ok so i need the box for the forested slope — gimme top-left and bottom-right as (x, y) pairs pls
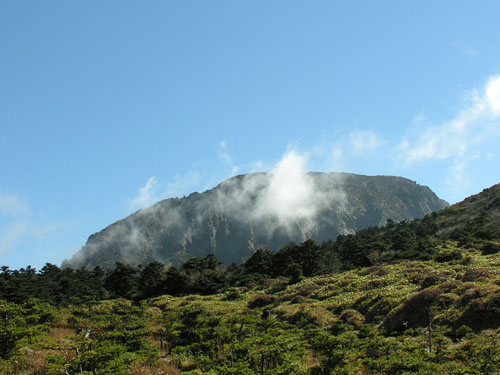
(1, 183), (499, 374)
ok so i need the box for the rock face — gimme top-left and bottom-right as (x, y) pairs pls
(62, 172), (448, 268)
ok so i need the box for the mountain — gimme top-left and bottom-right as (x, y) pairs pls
(62, 172), (448, 269)
(4, 183), (500, 374)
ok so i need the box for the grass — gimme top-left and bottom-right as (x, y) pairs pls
(3, 247), (500, 374)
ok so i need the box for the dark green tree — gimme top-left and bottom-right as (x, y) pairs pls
(139, 262), (166, 299)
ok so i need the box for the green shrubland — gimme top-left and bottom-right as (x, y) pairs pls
(1, 184), (499, 374)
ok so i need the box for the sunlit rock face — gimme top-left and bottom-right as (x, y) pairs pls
(62, 172), (448, 269)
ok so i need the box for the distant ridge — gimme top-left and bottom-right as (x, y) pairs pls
(62, 172), (448, 268)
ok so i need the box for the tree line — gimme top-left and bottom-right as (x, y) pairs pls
(2, 204), (498, 305)
(0, 239), (336, 304)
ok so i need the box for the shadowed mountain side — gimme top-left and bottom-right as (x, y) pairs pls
(62, 173), (448, 269)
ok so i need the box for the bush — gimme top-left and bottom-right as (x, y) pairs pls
(223, 289), (241, 301)
(247, 294), (276, 309)
(421, 274), (445, 288)
(361, 265), (390, 276)
(461, 268), (493, 282)
(434, 249), (463, 263)
(481, 241), (500, 255)
(339, 309), (365, 327)
(382, 288), (443, 332)
(456, 291), (500, 331)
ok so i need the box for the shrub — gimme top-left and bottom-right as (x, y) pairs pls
(247, 294), (276, 309)
(481, 241), (500, 255)
(339, 309), (365, 327)
(461, 268), (493, 282)
(223, 289), (241, 301)
(289, 307), (333, 327)
(408, 272), (427, 286)
(266, 278), (289, 293)
(456, 290), (500, 331)
(294, 283), (320, 297)
(454, 325), (473, 339)
(360, 265), (390, 276)
(289, 295), (307, 304)
(381, 288), (443, 332)
(459, 286), (486, 306)
(421, 274), (445, 288)
(434, 249), (463, 263)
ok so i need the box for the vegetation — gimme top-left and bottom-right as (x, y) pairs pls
(0, 184), (499, 374)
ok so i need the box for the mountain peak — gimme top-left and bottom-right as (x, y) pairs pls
(63, 172), (448, 269)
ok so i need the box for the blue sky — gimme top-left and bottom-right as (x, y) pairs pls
(1, 1), (500, 270)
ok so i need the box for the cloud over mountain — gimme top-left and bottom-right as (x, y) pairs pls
(63, 171), (447, 269)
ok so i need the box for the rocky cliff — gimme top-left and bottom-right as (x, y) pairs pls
(62, 172), (448, 268)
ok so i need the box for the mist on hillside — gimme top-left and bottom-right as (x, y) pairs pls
(63, 150), (347, 268)
(63, 149), (447, 269)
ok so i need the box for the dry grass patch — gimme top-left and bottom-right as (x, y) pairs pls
(49, 326), (76, 339)
(130, 360), (180, 375)
(15, 348), (77, 375)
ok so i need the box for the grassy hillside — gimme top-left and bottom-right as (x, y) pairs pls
(1, 184), (499, 374)
(2, 246), (500, 374)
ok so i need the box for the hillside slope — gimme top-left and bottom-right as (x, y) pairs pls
(2, 182), (500, 374)
(4, 245), (500, 374)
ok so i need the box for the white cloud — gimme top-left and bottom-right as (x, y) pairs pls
(453, 41), (478, 58)
(442, 154), (481, 201)
(398, 119), (469, 162)
(165, 172), (203, 197)
(126, 74), (500, 214)
(448, 154), (480, 185)
(207, 148), (346, 239)
(127, 141), (243, 211)
(253, 150), (317, 224)
(0, 191), (61, 257)
(485, 75), (500, 116)
(399, 74), (500, 164)
(411, 113), (427, 125)
(128, 176), (160, 211)
(217, 141), (233, 164)
(0, 220), (29, 256)
(248, 160), (266, 173)
(349, 129), (384, 154)
(0, 192), (29, 217)
(217, 140), (240, 175)
(329, 146), (344, 171)
(389, 74), (500, 201)
(217, 140), (231, 164)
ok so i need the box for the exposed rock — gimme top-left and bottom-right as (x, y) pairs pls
(62, 172), (448, 268)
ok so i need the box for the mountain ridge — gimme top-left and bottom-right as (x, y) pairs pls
(63, 172), (448, 269)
